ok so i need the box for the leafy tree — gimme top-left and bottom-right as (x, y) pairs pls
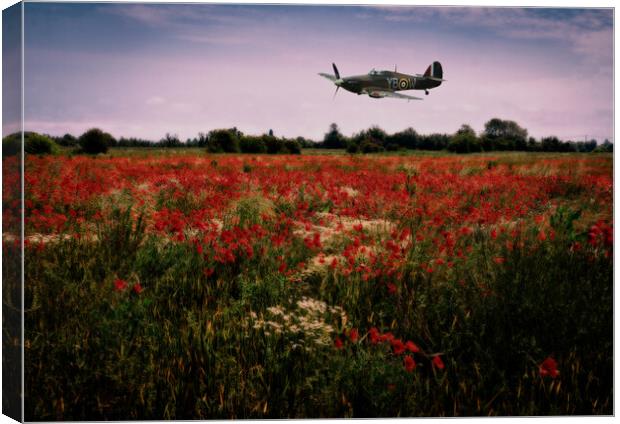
(2, 133), (21, 156)
(367, 126), (387, 145)
(295, 137), (317, 149)
(541, 136), (561, 152)
(161, 133), (181, 147)
(196, 132), (208, 147)
(594, 139), (613, 153)
(78, 128), (115, 154)
(239, 135), (267, 153)
(25, 133), (59, 155)
(57, 133), (77, 147)
(482, 118), (528, 151)
(263, 134), (285, 154)
(418, 133), (450, 150)
(207, 129), (240, 153)
(322, 123), (347, 149)
(527, 137), (540, 151)
(385, 143), (401, 151)
(284, 139), (302, 154)
(387, 127), (419, 149)
(360, 138), (384, 153)
(574, 140), (597, 152)
(346, 141), (360, 154)
(117, 137), (155, 147)
(448, 124), (481, 153)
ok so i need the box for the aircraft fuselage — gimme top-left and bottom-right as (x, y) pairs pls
(339, 70), (442, 96)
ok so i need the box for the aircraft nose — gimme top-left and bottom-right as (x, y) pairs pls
(335, 78), (344, 86)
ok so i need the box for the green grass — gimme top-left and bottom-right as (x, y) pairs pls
(19, 205), (612, 419)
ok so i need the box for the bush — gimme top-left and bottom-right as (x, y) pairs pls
(2, 133), (21, 156)
(78, 128), (115, 154)
(207, 129), (240, 153)
(25, 133), (59, 155)
(346, 142), (360, 154)
(360, 139), (384, 153)
(58, 133), (78, 147)
(3, 132), (60, 156)
(322, 123), (347, 149)
(448, 134), (481, 153)
(284, 139), (301, 154)
(240, 136), (267, 154)
(264, 135), (285, 154)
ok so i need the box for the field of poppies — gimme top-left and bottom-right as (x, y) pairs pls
(3, 151), (613, 419)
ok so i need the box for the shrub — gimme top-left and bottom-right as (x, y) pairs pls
(322, 123), (347, 149)
(360, 139), (384, 153)
(240, 136), (267, 153)
(346, 142), (360, 154)
(78, 128), (115, 154)
(2, 133), (21, 156)
(207, 129), (240, 153)
(3, 132), (60, 156)
(264, 135), (285, 154)
(58, 133), (78, 147)
(25, 133), (59, 155)
(284, 139), (301, 154)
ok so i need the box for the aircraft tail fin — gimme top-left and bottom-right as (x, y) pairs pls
(423, 61), (443, 79)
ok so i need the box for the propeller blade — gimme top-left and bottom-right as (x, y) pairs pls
(332, 63), (340, 80)
(333, 85), (339, 100)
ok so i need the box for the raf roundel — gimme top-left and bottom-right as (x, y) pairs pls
(318, 61), (444, 101)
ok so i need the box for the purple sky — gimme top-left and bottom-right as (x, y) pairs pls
(19, 4), (613, 142)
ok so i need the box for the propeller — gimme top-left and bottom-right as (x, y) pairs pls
(330, 63), (344, 99)
(332, 63), (340, 79)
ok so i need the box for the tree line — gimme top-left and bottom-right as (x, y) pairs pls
(321, 118), (612, 153)
(2, 128), (313, 156)
(2, 117), (613, 156)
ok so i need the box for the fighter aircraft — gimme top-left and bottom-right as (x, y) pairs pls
(319, 61), (445, 101)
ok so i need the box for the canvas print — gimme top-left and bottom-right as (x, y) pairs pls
(2, 2), (614, 420)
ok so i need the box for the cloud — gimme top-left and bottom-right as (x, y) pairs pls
(176, 33), (254, 45)
(366, 7), (612, 66)
(103, 3), (262, 28)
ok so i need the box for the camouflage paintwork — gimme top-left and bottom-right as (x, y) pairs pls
(320, 61), (444, 100)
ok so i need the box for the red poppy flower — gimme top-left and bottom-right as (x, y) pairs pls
(334, 337), (343, 350)
(380, 332), (395, 343)
(330, 258), (339, 270)
(432, 355), (445, 370)
(405, 341), (420, 353)
(133, 283), (143, 294)
(114, 278), (128, 291)
(403, 355), (416, 372)
(391, 339), (406, 355)
(539, 356), (559, 378)
(369, 327), (380, 345)
(349, 328), (359, 343)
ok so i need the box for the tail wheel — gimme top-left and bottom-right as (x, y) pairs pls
(425, 90), (429, 95)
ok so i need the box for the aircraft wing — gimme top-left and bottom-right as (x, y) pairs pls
(318, 72), (337, 82)
(375, 91), (423, 101)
